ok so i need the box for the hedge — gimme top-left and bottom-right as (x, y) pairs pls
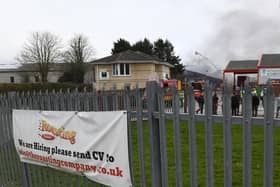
(0, 83), (92, 94)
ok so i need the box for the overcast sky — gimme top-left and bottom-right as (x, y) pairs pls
(1, 0), (280, 74)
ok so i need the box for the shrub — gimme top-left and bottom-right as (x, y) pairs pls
(0, 83), (79, 94)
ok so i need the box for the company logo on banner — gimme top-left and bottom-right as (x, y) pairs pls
(13, 110), (132, 187)
(39, 120), (76, 144)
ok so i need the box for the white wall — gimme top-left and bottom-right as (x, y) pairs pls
(47, 72), (63, 82)
(0, 72), (24, 83)
(0, 71), (63, 83)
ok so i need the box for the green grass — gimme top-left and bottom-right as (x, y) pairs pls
(2, 121), (280, 186)
(130, 121), (280, 187)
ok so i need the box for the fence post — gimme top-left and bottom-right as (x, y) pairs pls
(172, 82), (182, 187)
(135, 84), (147, 186)
(18, 163), (30, 187)
(124, 84), (135, 186)
(187, 81), (197, 187)
(223, 83), (232, 187)
(263, 83), (274, 187)
(242, 82), (252, 187)
(204, 81), (214, 187)
(147, 81), (162, 187)
(158, 83), (168, 187)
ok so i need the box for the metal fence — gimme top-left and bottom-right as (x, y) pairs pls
(0, 81), (280, 187)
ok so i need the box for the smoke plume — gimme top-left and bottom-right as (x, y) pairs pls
(187, 9), (280, 78)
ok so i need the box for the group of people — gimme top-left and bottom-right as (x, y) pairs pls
(194, 88), (262, 117)
(192, 86), (280, 117)
(231, 87), (262, 117)
(194, 92), (219, 115)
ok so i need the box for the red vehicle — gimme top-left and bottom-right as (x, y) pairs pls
(161, 79), (184, 107)
(161, 79), (182, 90)
(142, 79), (184, 107)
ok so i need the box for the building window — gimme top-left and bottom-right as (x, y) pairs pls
(112, 64), (130, 76)
(100, 71), (109, 80)
(10, 76), (14, 83)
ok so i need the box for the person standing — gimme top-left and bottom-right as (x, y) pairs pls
(231, 93), (238, 116)
(212, 93), (218, 115)
(252, 94), (260, 117)
(196, 93), (204, 114)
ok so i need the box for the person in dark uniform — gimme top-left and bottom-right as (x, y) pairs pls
(196, 93), (204, 114)
(252, 94), (260, 117)
(212, 93), (218, 115)
(231, 93), (238, 116)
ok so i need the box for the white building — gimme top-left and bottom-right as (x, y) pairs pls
(0, 63), (66, 83)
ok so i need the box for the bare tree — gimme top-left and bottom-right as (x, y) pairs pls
(17, 32), (62, 82)
(64, 34), (93, 64)
(60, 34), (94, 83)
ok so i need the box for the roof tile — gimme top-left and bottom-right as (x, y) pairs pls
(91, 50), (162, 63)
(260, 54), (280, 66)
(225, 60), (258, 71)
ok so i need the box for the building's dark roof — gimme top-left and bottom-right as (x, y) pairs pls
(91, 50), (163, 63)
(0, 68), (21, 73)
(17, 63), (69, 72)
(224, 60), (258, 72)
(259, 54), (280, 67)
(184, 70), (222, 84)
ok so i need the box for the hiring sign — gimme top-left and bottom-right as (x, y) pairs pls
(13, 110), (132, 187)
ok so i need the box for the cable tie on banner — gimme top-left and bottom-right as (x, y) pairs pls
(75, 111), (78, 115)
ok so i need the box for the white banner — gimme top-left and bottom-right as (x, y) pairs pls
(13, 110), (132, 187)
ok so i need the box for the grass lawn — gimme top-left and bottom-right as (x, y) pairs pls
(2, 120), (280, 187)
(130, 120), (280, 187)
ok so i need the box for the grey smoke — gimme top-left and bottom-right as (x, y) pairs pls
(186, 9), (280, 78)
(212, 10), (280, 60)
